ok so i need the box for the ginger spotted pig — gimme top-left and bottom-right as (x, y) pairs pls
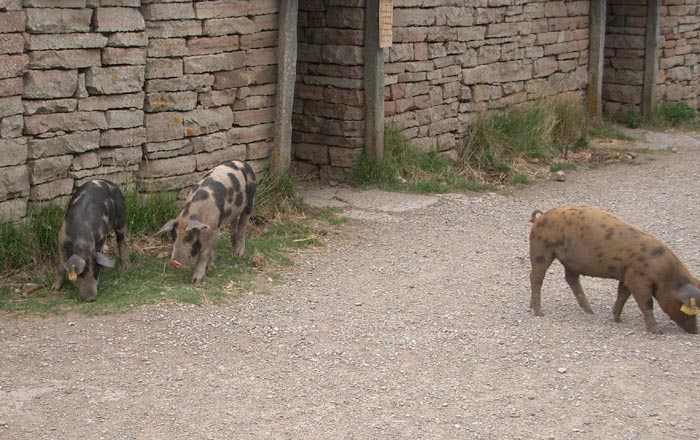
(529, 206), (700, 334)
(155, 160), (257, 284)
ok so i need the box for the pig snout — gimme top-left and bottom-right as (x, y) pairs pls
(170, 259), (183, 269)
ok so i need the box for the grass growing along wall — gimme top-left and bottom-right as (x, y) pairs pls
(353, 126), (494, 193)
(461, 95), (590, 176)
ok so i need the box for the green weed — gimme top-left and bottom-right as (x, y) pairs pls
(550, 161), (577, 172)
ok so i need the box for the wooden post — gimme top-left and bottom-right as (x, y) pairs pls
(364, 0), (385, 161)
(271, 0), (298, 177)
(642, 0), (660, 117)
(587, 0), (606, 118)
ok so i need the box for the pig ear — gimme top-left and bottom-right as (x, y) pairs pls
(63, 255), (86, 275)
(186, 219), (209, 232)
(94, 252), (116, 268)
(678, 283), (700, 306)
(153, 219), (176, 237)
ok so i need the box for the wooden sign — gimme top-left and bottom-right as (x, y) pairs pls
(379, 0), (393, 48)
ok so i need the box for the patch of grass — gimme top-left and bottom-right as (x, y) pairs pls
(508, 173), (532, 185)
(0, 173), (329, 315)
(320, 208), (349, 225)
(461, 94), (589, 179)
(353, 126), (494, 193)
(590, 121), (634, 141)
(655, 101), (697, 126)
(550, 161), (577, 172)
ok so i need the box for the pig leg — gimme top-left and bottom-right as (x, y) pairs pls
(626, 279), (662, 334)
(51, 247), (67, 291)
(192, 245), (216, 284)
(564, 268), (594, 314)
(231, 211), (251, 257)
(529, 252), (554, 316)
(612, 282), (631, 322)
(115, 227), (130, 269)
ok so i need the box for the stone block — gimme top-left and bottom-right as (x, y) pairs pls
(193, 1), (247, 20)
(534, 56), (559, 78)
(0, 33), (25, 55)
(0, 54), (29, 79)
(137, 155), (196, 178)
(23, 69), (78, 99)
(146, 20), (202, 38)
(226, 123), (273, 145)
(101, 127), (146, 148)
(232, 106), (275, 127)
(143, 139), (192, 160)
(184, 51), (245, 74)
(202, 17), (255, 36)
(145, 58), (183, 79)
(213, 65), (276, 89)
(24, 111), (107, 135)
(187, 35), (240, 56)
(29, 49), (101, 69)
(22, 0), (85, 7)
(25, 8), (93, 33)
(28, 154), (72, 185)
(247, 141), (272, 160)
(240, 31), (277, 49)
(146, 74), (214, 92)
(29, 177), (74, 201)
(0, 11), (24, 33)
(72, 152), (100, 171)
(101, 0), (140, 6)
(0, 197), (28, 222)
(85, 65), (145, 95)
(145, 111), (184, 143)
(0, 95), (23, 118)
(146, 38), (188, 58)
(136, 172), (204, 193)
(94, 7), (146, 33)
(183, 107), (234, 136)
(145, 91), (198, 112)
(105, 109), (143, 129)
(0, 164), (29, 201)
(233, 94), (274, 111)
(244, 47), (277, 67)
(195, 144), (246, 171)
(102, 47), (147, 65)
(293, 143), (328, 165)
(0, 77), (22, 98)
(190, 131), (227, 153)
(199, 88), (236, 108)
(98, 145), (142, 165)
(28, 33), (108, 51)
(28, 131), (100, 159)
(141, 3), (195, 20)
(108, 32), (148, 48)
(78, 92), (145, 111)
(0, 138), (27, 167)
(1, 114), (23, 138)
(0, 0), (22, 10)
(329, 146), (361, 168)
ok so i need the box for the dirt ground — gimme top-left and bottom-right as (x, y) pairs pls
(2, 127), (700, 440)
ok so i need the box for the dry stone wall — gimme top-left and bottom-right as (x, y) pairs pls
(0, 0), (278, 222)
(385, 0), (590, 154)
(293, 0), (366, 182)
(657, 0), (700, 108)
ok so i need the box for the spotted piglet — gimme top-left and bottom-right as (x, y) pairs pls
(529, 206), (700, 334)
(51, 179), (129, 301)
(155, 160), (257, 283)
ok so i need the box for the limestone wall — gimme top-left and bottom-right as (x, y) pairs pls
(657, 0), (700, 108)
(0, 0), (278, 221)
(293, 0), (366, 181)
(385, 0), (590, 154)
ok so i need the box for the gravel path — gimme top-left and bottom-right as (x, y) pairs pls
(2, 129), (700, 440)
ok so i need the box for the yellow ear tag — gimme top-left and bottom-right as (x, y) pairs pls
(68, 264), (78, 282)
(681, 298), (700, 316)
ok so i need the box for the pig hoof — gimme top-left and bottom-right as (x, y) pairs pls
(532, 310), (544, 317)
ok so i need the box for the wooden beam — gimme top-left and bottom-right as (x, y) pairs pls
(587, 0), (606, 118)
(642, 0), (660, 117)
(271, 0), (298, 177)
(364, 0), (385, 161)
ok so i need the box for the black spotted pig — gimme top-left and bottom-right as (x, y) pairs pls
(51, 179), (129, 301)
(529, 206), (700, 334)
(155, 160), (257, 283)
